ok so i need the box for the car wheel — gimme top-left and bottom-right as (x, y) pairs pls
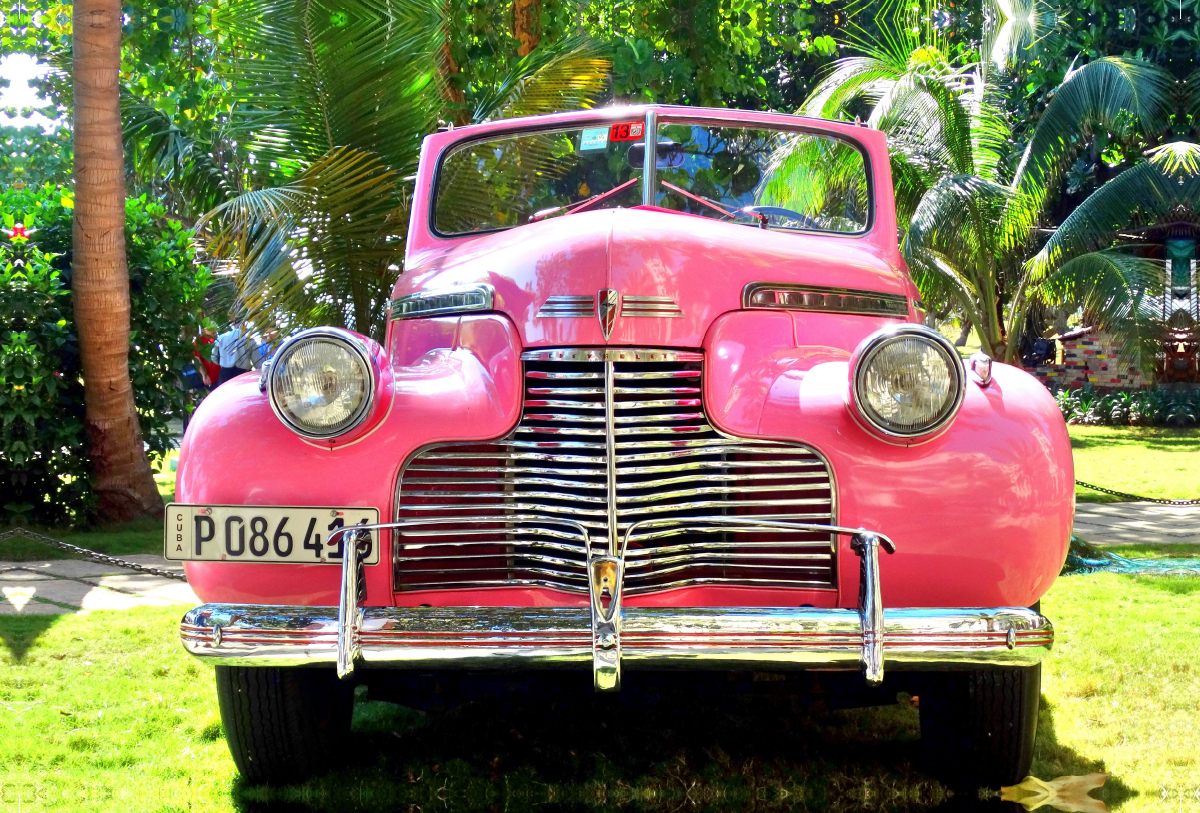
(919, 664), (1040, 789)
(215, 665), (354, 785)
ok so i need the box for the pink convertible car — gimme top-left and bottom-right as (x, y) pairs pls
(170, 106), (1072, 787)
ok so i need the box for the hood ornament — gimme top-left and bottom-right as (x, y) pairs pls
(597, 289), (619, 339)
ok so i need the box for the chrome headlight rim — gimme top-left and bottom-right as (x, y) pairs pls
(268, 327), (377, 440)
(850, 324), (966, 439)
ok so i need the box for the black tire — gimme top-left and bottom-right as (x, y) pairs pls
(215, 665), (354, 785)
(920, 665), (1040, 789)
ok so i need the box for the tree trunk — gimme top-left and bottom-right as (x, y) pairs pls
(513, 0), (541, 56)
(73, 0), (163, 523)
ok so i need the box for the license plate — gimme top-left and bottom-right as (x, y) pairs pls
(165, 504), (380, 564)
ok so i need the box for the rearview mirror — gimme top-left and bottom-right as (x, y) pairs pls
(626, 141), (684, 169)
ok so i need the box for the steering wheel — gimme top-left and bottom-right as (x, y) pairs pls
(740, 205), (816, 228)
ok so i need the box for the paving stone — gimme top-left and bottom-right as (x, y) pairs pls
(1, 559), (128, 578)
(1073, 502), (1200, 546)
(81, 574), (198, 605)
(0, 568), (56, 581)
(30, 579), (179, 611)
(0, 594), (69, 615)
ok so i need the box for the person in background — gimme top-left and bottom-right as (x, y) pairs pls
(255, 327), (282, 368)
(192, 327), (220, 389)
(214, 316), (257, 385)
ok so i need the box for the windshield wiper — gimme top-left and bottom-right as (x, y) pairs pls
(659, 180), (770, 228)
(529, 177), (641, 223)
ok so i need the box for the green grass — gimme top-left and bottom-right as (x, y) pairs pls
(153, 450), (179, 502)
(1069, 426), (1200, 504)
(0, 518), (165, 562)
(1, 574), (1195, 812)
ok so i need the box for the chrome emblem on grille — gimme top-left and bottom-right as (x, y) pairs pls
(597, 289), (619, 339)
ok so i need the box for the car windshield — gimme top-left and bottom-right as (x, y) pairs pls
(432, 119), (871, 236)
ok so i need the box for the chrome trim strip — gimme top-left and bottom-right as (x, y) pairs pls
(621, 295), (683, 318)
(182, 603), (1053, 671)
(521, 348), (704, 363)
(391, 283), (495, 320)
(743, 282), (909, 317)
(536, 295), (596, 318)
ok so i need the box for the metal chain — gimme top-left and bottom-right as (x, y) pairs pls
(0, 528), (188, 581)
(1075, 481), (1200, 506)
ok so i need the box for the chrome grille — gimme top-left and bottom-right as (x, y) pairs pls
(395, 348), (836, 594)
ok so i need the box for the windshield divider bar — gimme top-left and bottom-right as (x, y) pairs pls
(642, 110), (657, 206)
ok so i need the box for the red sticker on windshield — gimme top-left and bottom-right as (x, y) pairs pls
(609, 122), (644, 141)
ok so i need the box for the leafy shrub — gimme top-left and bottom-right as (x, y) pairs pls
(1051, 384), (1200, 429)
(0, 183), (210, 525)
(0, 231), (91, 524)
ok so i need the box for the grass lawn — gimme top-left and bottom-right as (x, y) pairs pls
(0, 573), (1195, 812)
(1069, 426), (1200, 504)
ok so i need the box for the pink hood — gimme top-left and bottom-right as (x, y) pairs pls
(394, 207), (912, 349)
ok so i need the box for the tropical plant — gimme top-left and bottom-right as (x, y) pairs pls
(801, 16), (1181, 366)
(120, 0), (611, 342)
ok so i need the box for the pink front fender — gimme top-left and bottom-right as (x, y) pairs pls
(177, 314), (523, 606)
(704, 311), (1074, 609)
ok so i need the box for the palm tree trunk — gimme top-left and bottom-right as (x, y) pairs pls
(513, 0), (541, 56)
(73, 0), (164, 522)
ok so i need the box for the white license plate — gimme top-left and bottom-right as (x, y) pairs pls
(165, 504), (380, 564)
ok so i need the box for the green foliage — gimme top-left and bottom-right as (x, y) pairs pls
(0, 200), (91, 525)
(1053, 384), (1200, 427)
(0, 185), (210, 526)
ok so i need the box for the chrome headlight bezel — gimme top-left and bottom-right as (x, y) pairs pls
(267, 328), (378, 440)
(850, 324), (966, 439)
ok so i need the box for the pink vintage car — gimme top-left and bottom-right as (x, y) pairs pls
(170, 106), (1072, 787)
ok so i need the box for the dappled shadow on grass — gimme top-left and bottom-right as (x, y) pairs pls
(229, 675), (1130, 813)
(1032, 694), (1136, 810)
(1068, 427), (1200, 453)
(0, 518), (164, 561)
(0, 613), (65, 662)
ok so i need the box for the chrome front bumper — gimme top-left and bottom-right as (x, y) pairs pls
(179, 520), (1053, 688)
(182, 603), (1053, 670)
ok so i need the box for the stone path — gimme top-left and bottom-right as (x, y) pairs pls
(0, 555), (198, 615)
(1073, 502), (1200, 546)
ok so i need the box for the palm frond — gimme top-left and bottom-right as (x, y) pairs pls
(800, 57), (903, 120)
(1012, 57), (1174, 211)
(213, 0), (444, 173)
(1035, 249), (1165, 370)
(470, 37), (611, 123)
(903, 244), (985, 328)
(121, 95), (232, 215)
(1025, 160), (1180, 282)
(205, 146), (406, 339)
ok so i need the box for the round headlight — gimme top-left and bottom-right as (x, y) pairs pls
(269, 330), (375, 439)
(851, 326), (966, 437)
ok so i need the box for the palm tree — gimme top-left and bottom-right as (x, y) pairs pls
(72, 0), (163, 521)
(800, 22), (1179, 365)
(123, 0), (611, 342)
